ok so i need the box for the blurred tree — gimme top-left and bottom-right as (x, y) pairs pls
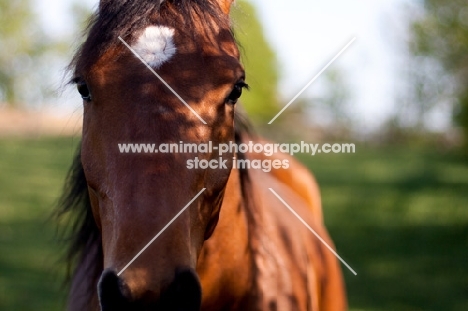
(319, 67), (353, 128)
(410, 0), (468, 153)
(0, 0), (90, 108)
(295, 66), (354, 141)
(231, 0), (280, 124)
(0, 0), (49, 107)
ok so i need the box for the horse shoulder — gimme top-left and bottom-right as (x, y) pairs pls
(247, 139), (323, 223)
(249, 168), (347, 311)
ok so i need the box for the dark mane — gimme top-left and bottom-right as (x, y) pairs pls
(57, 146), (97, 272)
(69, 0), (230, 80)
(55, 145), (102, 308)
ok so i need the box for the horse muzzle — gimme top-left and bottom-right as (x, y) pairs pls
(98, 268), (202, 311)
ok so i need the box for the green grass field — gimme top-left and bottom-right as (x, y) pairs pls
(0, 137), (467, 310)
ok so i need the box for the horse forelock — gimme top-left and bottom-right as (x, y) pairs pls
(68, 0), (231, 81)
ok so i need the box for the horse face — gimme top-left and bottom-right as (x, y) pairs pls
(75, 1), (242, 308)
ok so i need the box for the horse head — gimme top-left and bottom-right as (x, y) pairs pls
(70, 0), (244, 309)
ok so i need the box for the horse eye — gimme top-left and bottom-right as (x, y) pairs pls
(77, 81), (92, 102)
(226, 82), (247, 105)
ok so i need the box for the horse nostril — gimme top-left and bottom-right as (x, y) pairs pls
(97, 268), (201, 311)
(98, 269), (131, 311)
(167, 269), (202, 311)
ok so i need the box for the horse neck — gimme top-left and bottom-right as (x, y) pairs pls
(197, 166), (257, 308)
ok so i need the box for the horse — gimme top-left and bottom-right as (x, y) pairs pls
(58, 0), (347, 310)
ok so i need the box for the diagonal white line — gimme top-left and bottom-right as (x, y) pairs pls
(117, 188), (206, 276)
(268, 188), (357, 275)
(118, 36), (207, 125)
(268, 37), (356, 124)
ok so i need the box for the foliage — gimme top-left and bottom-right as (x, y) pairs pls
(231, 1), (280, 124)
(0, 0), (91, 108)
(309, 66), (354, 136)
(0, 0), (60, 107)
(410, 0), (468, 153)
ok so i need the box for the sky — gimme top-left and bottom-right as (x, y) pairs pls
(36, 0), (443, 130)
(248, 0), (411, 129)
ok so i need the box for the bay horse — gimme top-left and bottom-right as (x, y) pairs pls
(58, 0), (347, 310)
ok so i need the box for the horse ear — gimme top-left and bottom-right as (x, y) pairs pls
(216, 0), (234, 14)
